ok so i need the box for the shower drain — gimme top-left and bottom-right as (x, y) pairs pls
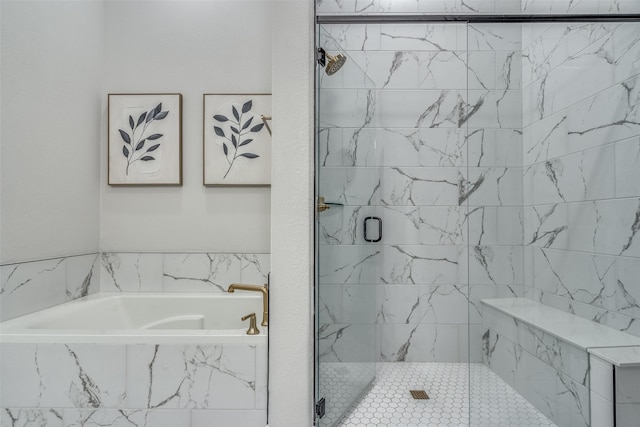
(409, 389), (430, 400)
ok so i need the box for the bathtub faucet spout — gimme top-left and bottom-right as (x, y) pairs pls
(227, 283), (268, 327)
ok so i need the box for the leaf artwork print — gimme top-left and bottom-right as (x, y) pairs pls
(118, 103), (169, 175)
(213, 100), (265, 179)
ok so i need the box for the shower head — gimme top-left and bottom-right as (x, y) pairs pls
(325, 53), (346, 76)
(317, 48), (347, 76)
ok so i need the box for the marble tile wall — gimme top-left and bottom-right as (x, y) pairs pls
(99, 253), (270, 293)
(0, 342), (268, 427)
(0, 253), (270, 322)
(0, 254), (99, 322)
(482, 306), (590, 427)
(522, 22), (640, 338)
(318, 23), (523, 363)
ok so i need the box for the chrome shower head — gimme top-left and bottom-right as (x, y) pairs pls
(325, 53), (346, 76)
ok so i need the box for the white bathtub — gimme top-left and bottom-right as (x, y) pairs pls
(0, 292), (267, 344)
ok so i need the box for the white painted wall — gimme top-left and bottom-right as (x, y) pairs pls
(269, 1), (315, 425)
(0, 1), (103, 264)
(100, 0), (272, 254)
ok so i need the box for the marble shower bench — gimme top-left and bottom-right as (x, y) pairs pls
(481, 298), (640, 427)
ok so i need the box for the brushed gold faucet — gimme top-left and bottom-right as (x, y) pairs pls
(241, 313), (260, 335)
(227, 283), (268, 326)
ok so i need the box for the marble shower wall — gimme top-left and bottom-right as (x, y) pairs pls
(318, 23), (522, 363)
(522, 22), (640, 337)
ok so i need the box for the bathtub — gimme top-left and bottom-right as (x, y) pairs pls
(0, 292), (268, 423)
(0, 292), (268, 344)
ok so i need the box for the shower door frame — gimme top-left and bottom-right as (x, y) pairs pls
(313, 10), (640, 427)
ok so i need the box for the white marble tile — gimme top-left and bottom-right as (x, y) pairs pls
(382, 167), (459, 207)
(589, 346), (640, 368)
(615, 366), (640, 404)
(319, 89), (376, 129)
(320, 167), (382, 206)
(319, 24), (382, 52)
(466, 245), (523, 286)
(319, 323), (377, 363)
(0, 258), (66, 321)
(530, 144), (616, 205)
(467, 206), (524, 246)
(417, 51), (468, 89)
(465, 167), (523, 207)
(345, 51), (420, 90)
(319, 245), (381, 285)
(254, 344), (268, 409)
(100, 253), (163, 292)
(466, 89), (522, 129)
(1, 408), (63, 427)
(378, 89), (462, 128)
(382, 245), (459, 285)
(343, 285), (377, 324)
(379, 324), (461, 362)
(467, 128), (523, 167)
(616, 403), (640, 427)
(612, 24), (640, 83)
(590, 355), (614, 401)
(66, 254), (99, 301)
(191, 410), (266, 427)
(468, 24), (522, 52)
(530, 248), (617, 310)
(590, 391), (615, 427)
(467, 51), (497, 90)
(319, 284), (343, 324)
(162, 253), (240, 292)
(380, 24), (464, 52)
(126, 344), (256, 409)
(238, 254), (270, 284)
(615, 137), (640, 198)
(376, 284), (421, 324)
(381, 206), (465, 245)
(607, 257), (640, 319)
(419, 284), (470, 325)
(62, 409), (190, 427)
(0, 343), (126, 409)
(566, 75), (640, 151)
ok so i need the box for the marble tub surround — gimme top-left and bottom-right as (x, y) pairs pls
(0, 343), (267, 427)
(0, 254), (99, 322)
(100, 252), (269, 293)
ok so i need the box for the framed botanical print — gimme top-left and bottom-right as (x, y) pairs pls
(108, 93), (182, 185)
(203, 94), (271, 186)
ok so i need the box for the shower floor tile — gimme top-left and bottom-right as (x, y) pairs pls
(322, 362), (556, 427)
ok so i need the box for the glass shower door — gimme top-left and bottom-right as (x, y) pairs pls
(315, 25), (380, 427)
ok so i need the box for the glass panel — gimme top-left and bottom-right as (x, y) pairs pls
(316, 24), (380, 426)
(469, 19), (640, 427)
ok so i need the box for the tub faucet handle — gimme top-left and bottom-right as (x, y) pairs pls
(241, 313), (260, 335)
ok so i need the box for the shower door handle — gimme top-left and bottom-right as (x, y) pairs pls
(364, 216), (382, 243)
